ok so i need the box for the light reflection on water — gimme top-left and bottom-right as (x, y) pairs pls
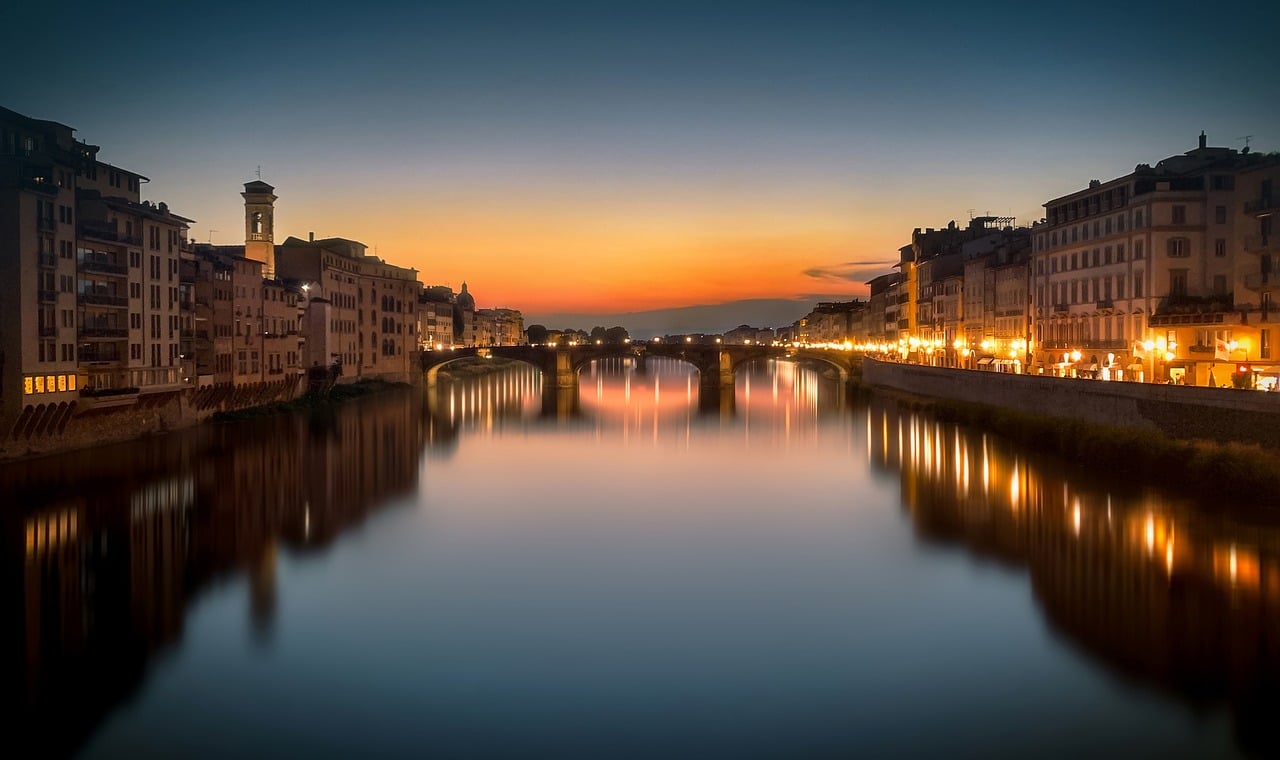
(4, 358), (1280, 758)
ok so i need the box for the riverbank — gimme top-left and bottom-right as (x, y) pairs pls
(871, 386), (1280, 504)
(208, 379), (412, 422)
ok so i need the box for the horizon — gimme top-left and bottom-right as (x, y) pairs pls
(3, 0), (1276, 322)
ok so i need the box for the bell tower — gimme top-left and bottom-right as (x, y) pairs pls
(242, 180), (277, 278)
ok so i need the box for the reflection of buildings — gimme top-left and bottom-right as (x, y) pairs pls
(867, 398), (1280, 756)
(2, 390), (421, 757)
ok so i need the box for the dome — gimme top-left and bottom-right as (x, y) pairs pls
(456, 282), (475, 310)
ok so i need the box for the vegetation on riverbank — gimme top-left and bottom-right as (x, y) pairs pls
(885, 391), (1280, 503)
(209, 379), (409, 422)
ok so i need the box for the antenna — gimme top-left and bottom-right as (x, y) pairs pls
(208, 229), (218, 244)
(255, 165), (262, 180)
(1236, 135), (1254, 149)
(967, 208), (975, 220)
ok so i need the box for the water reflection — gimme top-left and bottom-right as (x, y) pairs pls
(6, 361), (1280, 757)
(3, 391), (420, 757)
(869, 398), (1280, 756)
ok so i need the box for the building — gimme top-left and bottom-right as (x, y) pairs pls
(418, 286), (456, 350)
(275, 230), (422, 381)
(1031, 133), (1280, 384)
(1, 106), (194, 440)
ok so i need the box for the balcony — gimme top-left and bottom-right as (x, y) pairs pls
(78, 326), (128, 340)
(38, 325), (57, 337)
(1244, 236), (1272, 252)
(38, 289), (57, 303)
(37, 252), (57, 269)
(1053, 303), (1070, 313)
(78, 256), (128, 276)
(78, 348), (123, 363)
(1095, 299), (1114, 310)
(1245, 197), (1279, 215)
(37, 216), (55, 232)
(20, 177), (59, 196)
(78, 292), (128, 308)
(79, 220), (142, 247)
(1081, 339), (1128, 350)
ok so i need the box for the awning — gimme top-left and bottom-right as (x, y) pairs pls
(977, 357), (994, 366)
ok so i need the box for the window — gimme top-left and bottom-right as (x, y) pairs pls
(1117, 243), (1125, 261)
(1135, 210), (1144, 227)
(1215, 239), (1226, 257)
(1170, 269), (1188, 297)
(1172, 205), (1186, 225)
(1134, 271), (1144, 298)
(1167, 238), (1190, 257)
(1263, 329), (1272, 360)
(1135, 240), (1144, 259)
(1216, 205), (1227, 224)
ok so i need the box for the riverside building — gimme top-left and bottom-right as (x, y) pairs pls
(1, 106), (193, 439)
(1031, 133), (1280, 385)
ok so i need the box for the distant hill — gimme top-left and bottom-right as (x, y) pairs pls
(526, 296), (854, 339)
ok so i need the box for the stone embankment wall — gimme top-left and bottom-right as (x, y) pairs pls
(862, 358), (1280, 447)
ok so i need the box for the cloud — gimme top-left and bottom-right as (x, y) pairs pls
(802, 260), (897, 283)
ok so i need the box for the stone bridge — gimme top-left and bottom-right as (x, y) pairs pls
(420, 343), (860, 392)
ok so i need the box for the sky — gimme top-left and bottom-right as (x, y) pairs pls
(3, 0), (1278, 328)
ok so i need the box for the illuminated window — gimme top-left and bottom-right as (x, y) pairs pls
(35, 376), (45, 393)
(68, 374), (77, 391)
(23, 377), (34, 395)
(57, 375), (67, 392)
(46, 375), (55, 392)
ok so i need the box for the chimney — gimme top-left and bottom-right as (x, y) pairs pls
(1199, 131), (1207, 150)
(309, 231), (314, 242)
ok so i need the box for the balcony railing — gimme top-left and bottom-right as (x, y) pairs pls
(38, 289), (57, 303)
(1053, 303), (1070, 313)
(78, 292), (128, 307)
(1245, 197), (1279, 215)
(36, 216), (55, 232)
(38, 325), (57, 337)
(1244, 236), (1272, 252)
(78, 326), (128, 339)
(78, 256), (128, 276)
(79, 220), (142, 247)
(21, 177), (59, 195)
(78, 349), (123, 363)
(1095, 299), (1115, 310)
(38, 253), (57, 268)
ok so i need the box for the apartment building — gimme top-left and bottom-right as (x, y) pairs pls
(1031, 133), (1279, 384)
(1, 107), (192, 439)
(276, 231), (421, 381)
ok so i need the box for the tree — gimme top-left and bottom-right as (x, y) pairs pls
(590, 326), (607, 342)
(526, 324), (549, 344)
(605, 326), (630, 344)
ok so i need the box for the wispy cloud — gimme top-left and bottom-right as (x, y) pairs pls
(803, 260), (896, 283)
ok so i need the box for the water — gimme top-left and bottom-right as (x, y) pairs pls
(6, 357), (1280, 758)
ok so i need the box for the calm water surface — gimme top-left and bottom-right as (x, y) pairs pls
(7, 357), (1280, 758)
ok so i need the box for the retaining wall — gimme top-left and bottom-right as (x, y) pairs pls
(862, 358), (1280, 447)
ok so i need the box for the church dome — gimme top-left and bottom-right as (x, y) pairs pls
(456, 282), (475, 310)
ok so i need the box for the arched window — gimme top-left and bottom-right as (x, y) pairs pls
(251, 212), (262, 234)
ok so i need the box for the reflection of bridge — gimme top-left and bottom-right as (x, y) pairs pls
(422, 344), (861, 420)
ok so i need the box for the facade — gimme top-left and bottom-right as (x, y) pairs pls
(1, 106), (194, 441)
(1031, 133), (1280, 384)
(275, 232), (422, 381)
(418, 286), (456, 349)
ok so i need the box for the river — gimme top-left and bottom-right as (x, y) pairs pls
(6, 357), (1280, 758)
